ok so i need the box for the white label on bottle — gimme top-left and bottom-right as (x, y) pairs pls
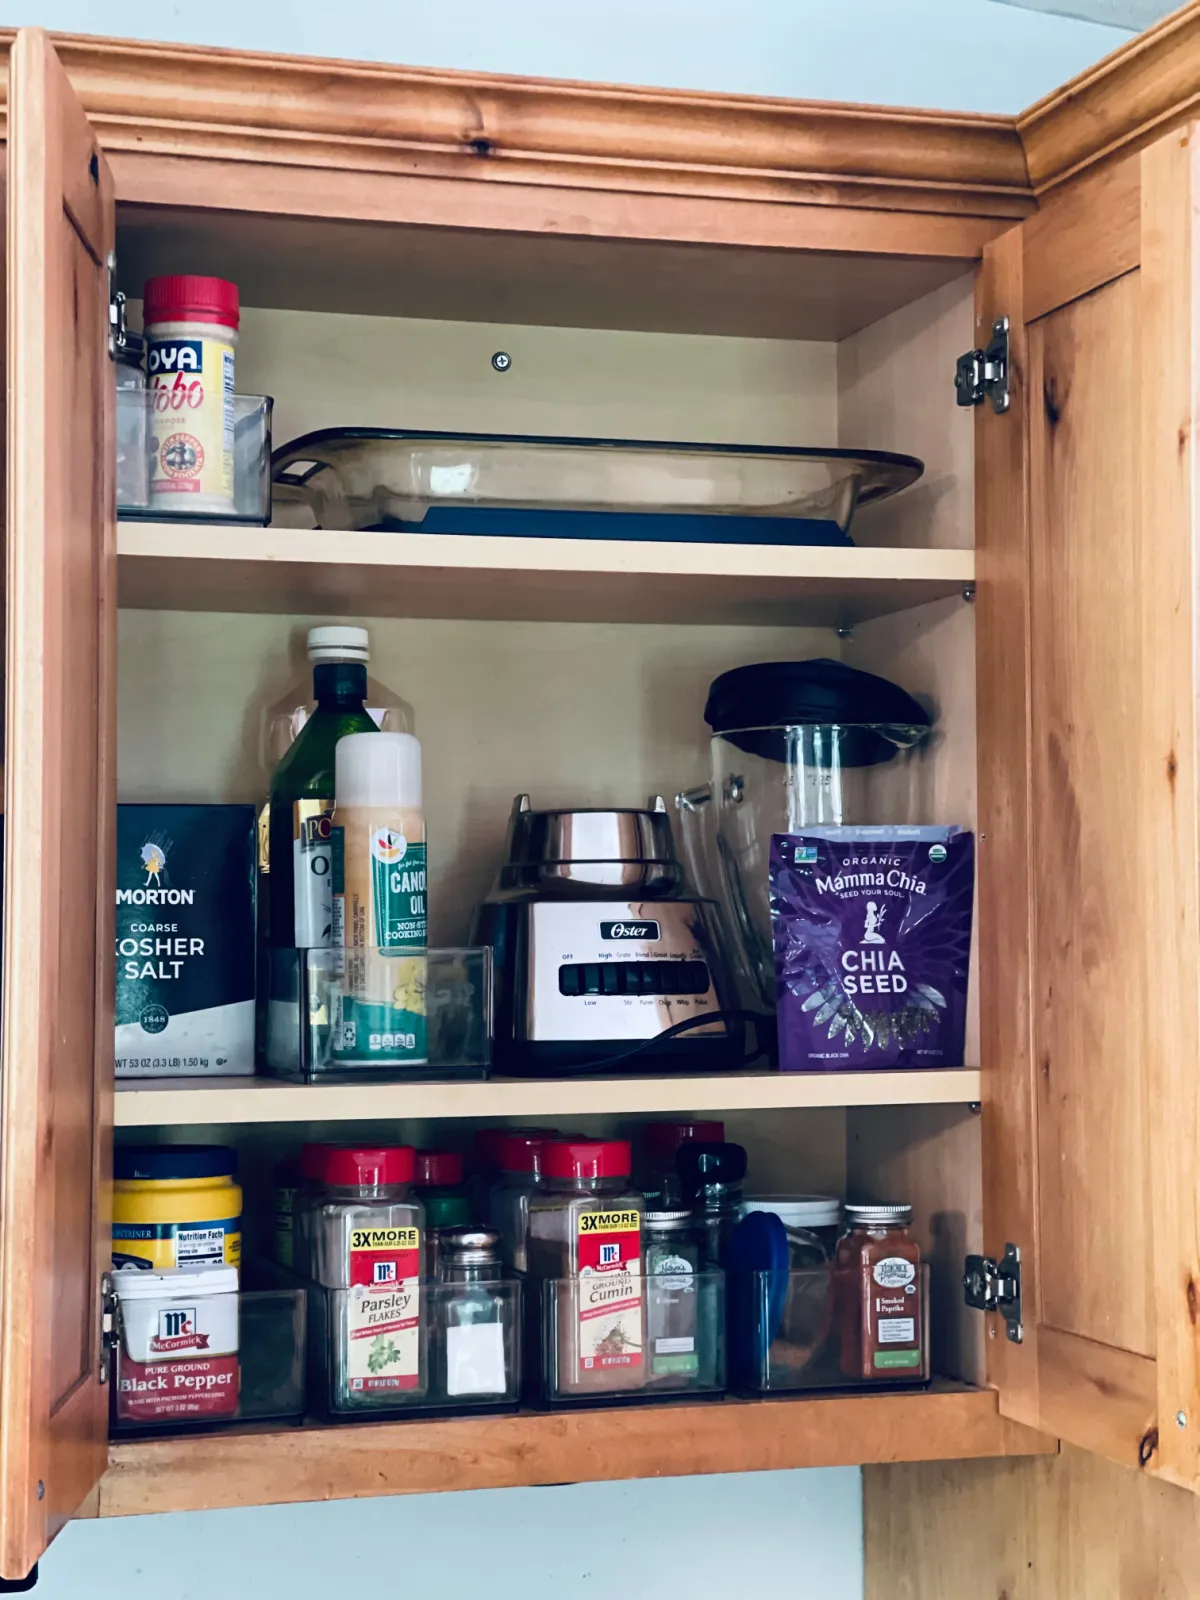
(294, 799), (333, 947)
(873, 1256), (916, 1289)
(653, 1337), (696, 1355)
(445, 1321), (507, 1396)
(878, 1317), (916, 1343)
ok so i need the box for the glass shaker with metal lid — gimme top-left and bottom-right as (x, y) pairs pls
(435, 1226), (519, 1402)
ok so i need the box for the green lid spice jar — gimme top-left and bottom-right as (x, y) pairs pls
(413, 1150), (471, 1277)
(527, 1139), (646, 1398)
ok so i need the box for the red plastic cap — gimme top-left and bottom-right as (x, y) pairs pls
(643, 1120), (725, 1164)
(472, 1126), (560, 1173)
(322, 1146), (414, 1188)
(497, 1133), (553, 1176)
(414, 1150), (463, 1188)
(543, 1138), (631, 1182)
(143, 274), (240, 331)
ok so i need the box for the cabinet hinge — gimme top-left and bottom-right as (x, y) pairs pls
(955, 316), (1010, 414)
(99, 1271), (118, 1384)
(107, 252), (127, 362)
(963, 1241), (1023, 1344)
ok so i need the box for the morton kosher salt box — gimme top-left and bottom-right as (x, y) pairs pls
(115, 804), (256, 1077)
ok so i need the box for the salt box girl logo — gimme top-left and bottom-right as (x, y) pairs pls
(141, 840), (167, 888)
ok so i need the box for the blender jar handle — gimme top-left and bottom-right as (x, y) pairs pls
(675, 784), (713, 897)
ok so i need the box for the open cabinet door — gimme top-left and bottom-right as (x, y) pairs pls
(977, 123), (1200, 1491)
(0, 29), (115, 1578)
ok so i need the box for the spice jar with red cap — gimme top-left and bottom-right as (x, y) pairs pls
(640, 1119), (725, 1204)
(413, 1150), (471, 1277)
(489, 1132), (555, 1273)
(311, 1145), (427, 1407)
(143, 273), (239, 516)
(527, 1138), (646, 1397)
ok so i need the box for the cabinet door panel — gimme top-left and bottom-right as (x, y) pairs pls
(0, 28), (115, 1577)
(981, 127), (1200, 1489)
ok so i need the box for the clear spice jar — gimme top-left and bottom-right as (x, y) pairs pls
(676, 1140), (747, 1269)
(527, 1139), (646, 1397)
(114, 321), (149, 510)
(643, 1208), (708, 1389)
(835, 1203), (924, 1381)
(488, 1132), (553, 1273)
(311, 1145), (427, 1408)
(434, 1226), (520, 1404)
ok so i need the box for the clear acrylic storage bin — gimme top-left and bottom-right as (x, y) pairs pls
(111, 1285), (305, 1434)
(307, 1278), (522, 1419)
(538, 1270), (725, 1404)
(117, 392), (273, 523)
(262, 945), (492, 1083)
(729, 1264), (930, 1393)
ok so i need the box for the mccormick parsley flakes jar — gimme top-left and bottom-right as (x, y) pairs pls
(143, 274), (238, 516)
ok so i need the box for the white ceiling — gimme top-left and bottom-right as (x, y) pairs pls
(990, 0), (1177, 28)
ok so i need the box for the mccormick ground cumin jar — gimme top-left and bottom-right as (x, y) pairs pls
(527, 1138), (646, 1397)
(112, 1145), (242, 1274)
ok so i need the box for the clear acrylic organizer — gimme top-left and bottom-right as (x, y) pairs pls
(538, 1270), (725, 1405)
(110, 1286), (306, 1435)
(729, 1263), (931, 1393)
(307, 1278), (522, 1419)
(261, 945), (492, 1083)
(117, 392), (273, 524)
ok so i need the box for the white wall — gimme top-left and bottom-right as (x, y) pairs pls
(10, 0), (1130, 111)
(16, 1), (1134, 1593)
(42, 1471), (864, 1598)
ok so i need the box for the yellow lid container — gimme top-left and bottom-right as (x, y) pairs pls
(113, 1145), (242, 1272)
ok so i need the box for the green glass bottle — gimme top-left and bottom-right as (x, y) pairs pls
(268, 659), (378, 948)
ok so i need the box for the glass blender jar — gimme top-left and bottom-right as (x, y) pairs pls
(676, 659), (932, 1007)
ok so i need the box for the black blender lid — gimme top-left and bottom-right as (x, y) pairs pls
(704, 658), (929, 733)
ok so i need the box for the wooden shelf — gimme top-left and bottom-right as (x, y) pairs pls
(98, 1384), (1051, 1517)
(117, 524), (975, 627)
(114, 1068), (982, 1127)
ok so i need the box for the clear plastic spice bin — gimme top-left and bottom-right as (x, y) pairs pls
(117, 392), (273, 524)
(307, 1278), (522, 1418)
(110, 1271), (305, 1434)
(729, 1263), (930, 1393)
(537, 1271), (726, 1405)
(261, 945), (492, 1082)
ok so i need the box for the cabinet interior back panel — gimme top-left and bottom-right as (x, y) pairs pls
(129, 301), (838, 457)
(117, 610), (834, 946)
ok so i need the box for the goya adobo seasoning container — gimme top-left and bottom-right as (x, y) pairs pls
(527, 1139), (645, 1398)
(144, 275), (238, 515)
(112, 1145), (242, 1273)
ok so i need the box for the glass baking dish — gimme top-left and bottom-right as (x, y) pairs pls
(271, 429), (923, 545)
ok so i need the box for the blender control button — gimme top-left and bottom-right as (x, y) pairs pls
(559, 964), (582, 997)
(601, 964), (620, 996)
(625, 963), (651, 995)
(680, 961), (711, 994)
(654, 962), (678, 994)
(582, 965), (603, 996)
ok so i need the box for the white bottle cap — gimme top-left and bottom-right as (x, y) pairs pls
(335, 732), (422, 808)
(307, 625), (369, 664)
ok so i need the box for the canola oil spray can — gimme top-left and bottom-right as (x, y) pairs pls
(331, 732), (427, 1066)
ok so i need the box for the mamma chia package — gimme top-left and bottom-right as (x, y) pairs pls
(116, 804), (256, 1077)
(770, 826), (974, 1072)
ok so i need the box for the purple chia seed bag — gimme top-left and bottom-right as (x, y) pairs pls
(770, 826), (974, 1072)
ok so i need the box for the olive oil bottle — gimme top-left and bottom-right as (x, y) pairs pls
(268, 657), (378, 949)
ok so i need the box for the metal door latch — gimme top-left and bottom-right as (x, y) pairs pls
(99, 1271), (118, 1384)
(108, 252), (127, 362)
(963, 1241), (1023, 1343)
(955, 316), (1010, 413)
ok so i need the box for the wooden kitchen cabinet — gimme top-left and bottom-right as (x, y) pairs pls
(1, 7), (1199, 1584)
